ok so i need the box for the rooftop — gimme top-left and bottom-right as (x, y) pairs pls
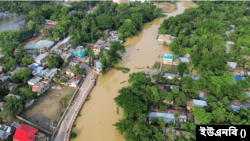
(164, 54), (173, 59)
(13, 124), (38, 141)
(28, 76), (42, 85)
(26, 40), (55, 50)
(148, 111), (175, 123)
(179, 57), (189, 63)
(5, 94), (21, 99)
(33, 81), (49, 89)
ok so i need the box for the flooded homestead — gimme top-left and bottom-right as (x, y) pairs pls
(71, 2), (198, 141)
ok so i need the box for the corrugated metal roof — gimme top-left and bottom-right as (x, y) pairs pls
(179, 57), (189, 62)
(193, 99), (207, 107)
(96, 62), (102, 69)
(148, 112), (175, 123)
(0, 130), (5, 136)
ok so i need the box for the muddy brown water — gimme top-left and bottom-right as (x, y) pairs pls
(0, 12), (26, 31)
(72, 2), (198, 141)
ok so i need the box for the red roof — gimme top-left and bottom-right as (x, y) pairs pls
(158, 85), (162, 89)
(13, 124), (38, 141)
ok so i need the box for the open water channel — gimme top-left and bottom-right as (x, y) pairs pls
(71, 2), (198, 141)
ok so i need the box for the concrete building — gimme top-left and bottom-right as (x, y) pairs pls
(0, 82), (19, 91)
(66, 75), (82, 87)
(32, 81), (50, 95)
(0, 74), (11, 84)
(94, 60), (102, 74)
(28, 76), (42, 86)
(32, 67), (45, 77)
(163, 54), (173, 65)
(73, 46), (87, 58)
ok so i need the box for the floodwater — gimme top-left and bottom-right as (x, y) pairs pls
(0, 12), (26, 32)
(72, 2), (193, 141)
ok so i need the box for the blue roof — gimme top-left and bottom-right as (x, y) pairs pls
(27, 44), (35, 49)
(45, 19), (51, 23)
(96, 62), (102, 69)
(179, 57), (189, 62)
(234, 75), (243, 80)
(164, 55), (173, 59)
(30, 64), (39, 69)
(0, 130), (5, 136)
(232, 28), (235, 31)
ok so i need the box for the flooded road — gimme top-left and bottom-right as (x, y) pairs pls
(0, 12), (26, 31)
(72, 2), (197, 141)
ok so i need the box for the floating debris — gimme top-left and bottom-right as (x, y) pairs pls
(120, 81), (126, 84)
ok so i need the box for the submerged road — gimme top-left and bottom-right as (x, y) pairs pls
(54, 70), (95, 141)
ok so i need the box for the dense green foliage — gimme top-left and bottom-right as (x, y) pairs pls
(3, 97), (23, 117)
(46, 53), (64, 68)
(70, 64), (85, 75)
(12, 68), (32, 84)
(114, 67), (130, 73)
(114, 72), (169, 141)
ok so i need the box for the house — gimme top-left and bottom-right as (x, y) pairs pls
(0, 102), (5, 111)
(165, 128), (182, 136)
(73, 46), (87, 58)
(43, 68), (60, 79)
(94, 60), (102, 74)
(13, 124), (38, 141)
(245, 92), (250, 100)
(0, 125), (12, 140)
(186, 99), (208, 111)
(29, 63), (40, 70)
(61, 51), (72, 62)
(32, 67), (44, 77)
(32, 81), (50, 95)
(28, 76), (42, 86)
(5, 94), (21, 99)
(10, 67), (25, 76)
(63, 66), (75, 77)
(183, 74), (201, 80)
(166, 107), (187, 123)
(231, 25), (235, 31)
(45, 20), (59, 26)
(187, 113), (197, 122)
(148, 111), (175, 124)
(227, 62), (237, 69)
(0, 74), (11, 84)
(179, 57), (190, 63)
(225, 41), (235, 53)
(198, 90), (208, 100)
(230, 100), (250, 112)
(158, 84), (180, 93)
(26, 40), (55, 52)
(35, 54), (48, 65)
(66, 75), (82, 87)
(162, 72), (181, 80)
(102, 29), (110, 36)
(163, 54), (173, 65)
(158, 34), (172, 42)
(92, 46), (101, 55)
(0, 82), (19, 91)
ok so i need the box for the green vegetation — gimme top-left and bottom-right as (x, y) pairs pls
(152, 62), (160, 69)
(60, 94), (73, 108)
(46, 53), (64, 68)
(115, 67), (130, 73)
(70, 64), (85, 75)
(3, 97), (23, 117)
(69, 131), (77, 139)
(12, 68), (32, 84)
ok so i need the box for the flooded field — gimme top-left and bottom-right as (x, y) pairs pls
(0, 12), (26, 31)
(154, 2), (176, 13)
(24, 87), (75, 131)
(72, 2), (195, 141)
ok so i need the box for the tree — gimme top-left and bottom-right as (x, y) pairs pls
(177, 63), (189, 75)
(192, 106), (212, 124)
(12, 68), (32, 84)
(118, 19), (137, 38)
(46, 53), (64, 68)
(114, 118), (134, 135)
(22, 55), (34, 66)
(3, 97), (23, 117)
(131, 13), (143, 29)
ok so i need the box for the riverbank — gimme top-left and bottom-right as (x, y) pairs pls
(71, 2), (196, 141)
(0, 11), (26, 31)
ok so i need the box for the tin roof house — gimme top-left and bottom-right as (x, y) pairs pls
(230, 100), (250, 112)
(148, 111), (175, 124)
(28, 76), (42, 86)
(227, 62), (237, 69)
(66, 75), (82, 87)
(186, 99), (208, 111)
(34, 54), (48, 66)
(13, 124), (38, 141)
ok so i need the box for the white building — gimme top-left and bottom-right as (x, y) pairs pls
(34, 54), (48, 65)
(28, 76), (42, 86)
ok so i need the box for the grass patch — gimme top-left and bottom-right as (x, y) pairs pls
(115, 67), (130, 73)
(60, 94), (73, 108)
(152, 62), (160, 69)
